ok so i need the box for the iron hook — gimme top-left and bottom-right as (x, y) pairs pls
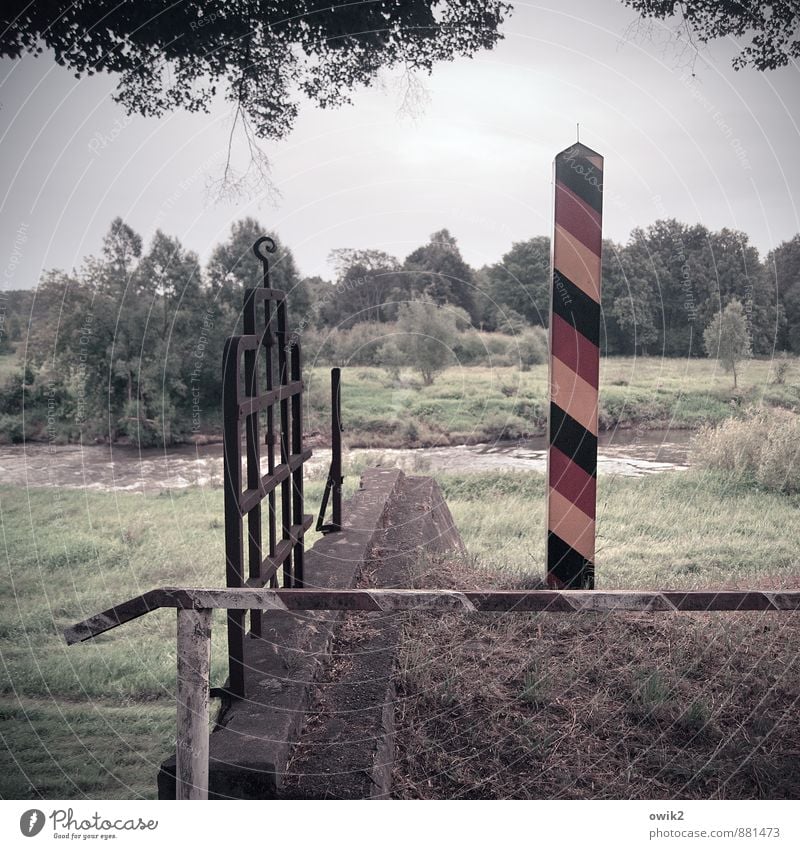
(252, 236), (276, 262)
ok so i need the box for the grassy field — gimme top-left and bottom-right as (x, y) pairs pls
(0, 474), (350, 799)
(1, 463), (799, 798)
(2, 352), (799, 447)
(304, 356), (800, 448)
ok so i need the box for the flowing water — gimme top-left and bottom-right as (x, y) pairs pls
(0, 429), (692, 494)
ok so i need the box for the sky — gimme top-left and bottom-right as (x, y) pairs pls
(1, 0), (799, 290)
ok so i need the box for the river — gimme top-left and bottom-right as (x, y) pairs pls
(0, 429), (692, 494)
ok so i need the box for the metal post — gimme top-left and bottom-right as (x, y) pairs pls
(277, 300), (293, 586)
(175, 608), (212, 801)
(315, 367), (343, 535)
(290, 341), (304, 587)
(222, 337), (245, 697)
(546, 142), (603, 590)
(331, 367), (342, 530)
(243, 287), (262, 637)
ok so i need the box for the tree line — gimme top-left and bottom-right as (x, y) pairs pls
(1, 215), (798, 444)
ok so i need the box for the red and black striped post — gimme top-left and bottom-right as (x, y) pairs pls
(547, 142), (603, 589)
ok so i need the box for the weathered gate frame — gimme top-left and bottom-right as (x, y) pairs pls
(221, 236), (312, 698)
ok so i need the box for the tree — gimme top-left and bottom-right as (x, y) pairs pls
(613, 227), (662, 356)
(1, 1), (510, 140)
(207, 218), (306, 326)
(324, 249), (400, 326)
(402, 230), (477, 322)
(703, 299), (751, 388)
(765, 235), (800, 352)
(482, 236), (551, 328)
(622, 1), (800, 70)
(395, 299), (457, 385)
(600, 239), (630, 354)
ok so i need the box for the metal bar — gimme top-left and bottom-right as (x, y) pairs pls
(239, 450), (312, 513)
(276, 299), (293, 587)
(221, 336), (246, 698)
(62, 589), (165, 644)
(315, 477), (332, 533)
(291, 341), (305, 587)
(243, 286), (288, 302)
(331, 367), (343, 530)
(237, 381), (303, 417)
(243, 287), (262, 638)
(316, 368), (343, 534)
(65, 588), (800, 643)
(175, 608), (212, 801)
(255, 241), (278, 593)
(264, 310), (278, 589)
(547, 142), (603, 590)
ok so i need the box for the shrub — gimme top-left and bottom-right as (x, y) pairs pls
(703, 299), (751, 387)
(452, 332), (487, 365)
(395, 300), (457, 385)
(514, 327), (548, 369)
(692, 408), (800, 494)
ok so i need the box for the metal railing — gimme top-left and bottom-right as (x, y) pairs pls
(63, 585), (800, 800)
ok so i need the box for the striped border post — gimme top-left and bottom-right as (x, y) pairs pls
(547, 142), (603, 589)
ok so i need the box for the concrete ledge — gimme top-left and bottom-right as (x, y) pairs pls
(157, 467), (403, 799)
(281, 475), (466, 799)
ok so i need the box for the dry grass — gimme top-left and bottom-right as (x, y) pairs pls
(694, 408), (800, 494)
(392, 561), (800, 799)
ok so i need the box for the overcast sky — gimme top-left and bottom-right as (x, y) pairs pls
(1, 0), (799, 289)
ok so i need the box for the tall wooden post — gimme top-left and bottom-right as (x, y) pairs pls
(546, 142), (603, 589)
(176, 608), (212, 800)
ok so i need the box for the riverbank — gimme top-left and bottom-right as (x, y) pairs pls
(2, 356), (798, 449)
(1, 466), (799, 797)
(304, 358), (800, 449)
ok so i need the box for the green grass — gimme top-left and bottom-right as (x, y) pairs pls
(2, 462), (799, 797)
(0, 700), (175, 799)
(3, 353), (798, 447)
(442, 470), (800, 589)
(302, 356), (800, 448)
(0, 472), (355, 799)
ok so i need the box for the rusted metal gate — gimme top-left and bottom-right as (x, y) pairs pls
(221, 237), (312, 698)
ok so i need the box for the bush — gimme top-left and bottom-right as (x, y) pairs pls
(515, 327), (548, 369)
(452, 332), (487, 365)
(395, 300), (457, 385)
(692, 408), (800, 494)
(0, 413), (26, 443)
